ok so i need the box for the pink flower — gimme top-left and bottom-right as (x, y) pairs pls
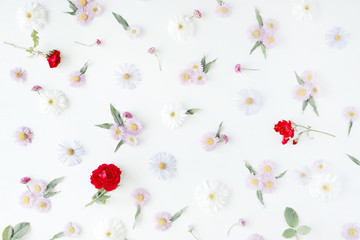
(221, 134), (229, 144)
(76, 7), (94, 26)
(122, 112), (133, 119)
(110, 124), (126, 141)
(74, 0), (93, 8)
(132, 188), (150, 207)
(261, 175), (277, 194)
(35, 197), (51, 212)
(341, 223), (360, 240)
(125, 119), (143, 136)
(127, 25), (141, 39)
(216, 3), (231, 17)
(64, 222), (81, 237)
(257, 160), (276, 176)
(148, 47), (156, 54)
(28, 179), (47, 196)
(124, 135), (138, 146)
(155, 212), (172, 231)
(248, 233), (265, 240)
(19, 191), (36, 208)
(10, 67), (27, 83)
(246, 174), (264, 190)
(14, 127), (33, 146)
(179, 69), (195, 85)
(261, 31), (278, 48)
(293, 84), (311, 102)
(193, 9), (202, 18)
(193, 71), (208, 85)
(20, 177), (31, 184)
(31, 85), (43, 92)
(69, 71), (86, 87)
(235, 64), (242, 73)
(96, 39), (102, 45)
(88, 2), (103, 17)
(201, 132), (219, 151)
(248, 25), (265, 42)
(239, 219), (246, 227)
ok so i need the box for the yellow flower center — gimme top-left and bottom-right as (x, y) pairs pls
(131, 29), (137, 35)
(267, 36), (275, 44)
(39, 202), (47, 209)
(178, 24), (184, 30)
(348, 111), (355, 117)
(68, 226), (75, 234)
(219, 7), (227, 13)
(129, 124), (138, 131)
(15, 72), (22, 78)
(206, 137), (214, 145)
(158, 162), (166, 170)
(264, 165), (272, 173)
(265, 181), (274, 189)
(123, 73), (130, 79)
(312, 87), (318, 94)
(170, 112), (176, 117)
(306, 74), (313, 81)
(252, 30), (260, 38)
(182, 73), (189, 81)
(208, 193), (216, 200)
(79, 13), (88, 21)
(129, 137), (135, 142)
(245, 98), (253, 105)
(48, 98), (55, 105)
(192, 64), (199, 69)
(34, 185), (41, 192)
(106, 232), (112, 237)
(250, 178), (259, 185)
(158, 218), (167, 226)
(197, 76), (203, 81)
(114, 129), (122, 136)
(66, 148), (74, 156)
(92, 7), (98, 13)
(348, 228), (357, 237)
(304, 5), (310, 10)
(18, 132), (28, 141)
(26, 12), (33, 19)
(23, 196), (30, 204)
(318, 164), (323, 169)
(335, 34), (341, 41)
(297, 89), (306, 96)
(79, 0), (87, 6)
(268, 22), (274, 29)
(300, 173), (306, 178)
(72, 76), (80, 82)
(322, 184), (330, 191)
(136, 194), (144, 202)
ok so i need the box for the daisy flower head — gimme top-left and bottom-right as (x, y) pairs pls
(74, 0), (93, 8)
(326, 27), (349, 50)
(248, 25), (264, 42)
(149, 152), (177, 181)
(301, 70), (317, 83)
(261, 31), (278, 49)
(344, 107), (359, 122)
(248, 233), (265, 240)
(69, 71), (86, 87)
(132, 188), (150, 207)
(17, 2), (47, 31)
(312, 159), (327, 173)
(305, 82), (320, 98)
(94, 218), (127, 240)
(342, 223), (360, 240)
(295, 167), (312, 185)
(258, 160), (275, 176)
(190, 61), (203, 71)
(293, 84), (311, 101)
(110, 124), (126, 141)
(125, 118), (143, 136)
(216, 2), (231, 17)
(201, 132), (219, 151)
(88, 2), (103, 16)
(168, 15), (195, 41)
(237, 88), (264, 115)
(263, 19), (278, 32)
(40, 89), (69, 116)
(114, 63), (142, 90)
(193, 71), (208, 85)
(161, 103), (187, 129)
(179, 69), (194, 85)
(308, 173), (341, 202)
(20, 191), (36, 208)
(14, 126), (33, 146)
(261, 175), (277, 194)
(195, 179), (230, 212)
(155, 212), (172, 231)
(127, 25), (141, 39)
(292, 0), (316, 21)
(10, 67), (27, 83)
(58, 140), (85, 167)
(64, 222), (81, 237)
(76, 7), (94, 26)
(36, 197), (51, 212)
(124, 135), (138, 146)
(246, 174), (264, 191)
(28, 179), (46, 196)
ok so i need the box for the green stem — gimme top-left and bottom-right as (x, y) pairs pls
(189, 230), (200, 240)
(295, 234), (299, 240)
(155, 54), (162, 71)
(293, 123), (335, 137)
(242, 68), (260, 71)
(226, 223), (238, 236)
(85, 189), (107, 207)
(3, 42), (45, 57)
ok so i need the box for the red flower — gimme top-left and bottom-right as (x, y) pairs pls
(90, 164), (122, 191)
(292, 140), (298, 145)
(274, 120), (295, 145)
(46, 50), (61, 68)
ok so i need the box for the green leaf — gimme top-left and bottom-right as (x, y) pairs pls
(294, 71), (305, 85)
(276, 170), (287, 179)
(203, 59), (217, 73)
(297, 225), (311, 235)
(260, 43), (267, 59)
(256, 190), (264, 205)
(114, 140), (124, 152)
(110, 104), (124, 126)
(284, 207), (299, 228)
(2, 226), (13, 240)
(12, 222), (30, 239)
(112, 12), (129, 30)
(171, 207), (187, 222)
(49, 232), (64, 240)
(80, 61), (88, 75)
(245, 161), (256, 175)
(44, 191), (60, 198)
(255, 9), (263, 26)
(249, 41), (261, 55)
(308, 96), (319, 116)
(133, 205), (141, 229)
(282, 228), (297, 238)
(216, 122), (223, 138)
(185, 108), (200, 115)
(65, 0), (77, 15)
(65, 10), (77, 15)
(348, 121), (353, 135)
(31, 30), (39, 48)
(216, 0), (223, 4)
(45, 177), (64, 196)
(95, 123), (113, 129)
(302, 99), (309, 112)
(200, 56), (206, 71)
(346, 154), (360, 166)
(95, 194), (111, 204)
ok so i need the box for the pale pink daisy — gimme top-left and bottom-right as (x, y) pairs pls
(313, 159), (327, 173)
(246, 174), (264, 190)
(301, 70), (317, 83)
(216, 3), (231, 17)
(88, 2), (102, 17)
(125, 119), (143, 136)
(110, 124), (126, 141)
(28, 179), (46, 196)
(64, 222), (81, 237)
(132, 188), (150, 207)
(344, 107), (359, 122)
(127, 25), (141, 39)
(342, 223), (360, 240)
(74, 0), (93, 8)
(69, 71), (86, 87)
(248, 233), (265, 240)
(14, 127), (33, 146)
(263, 19), (278, 32)
(248, 25), (264, 42)
(36, 197), (51, 212)
(201, 132), (220, 151)
(258, 160), (276, 176)
(261, 32), (278, 49)
(193, 71), (208, 85)
(305, 82), (320, 97)
(293, 84), (311, 101)
(190, 61), (203, 71)
(155, 212), (172, 231)
(179, 69), (194, 85)
(261, 175), (277, 194)
(10, 67), (27, 83)
(76, 7), (94, 26)
(19, 191), (36, 208)
(125, 135), (138, 146)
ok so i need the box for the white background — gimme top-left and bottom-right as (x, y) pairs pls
(1, 0), (360, 239)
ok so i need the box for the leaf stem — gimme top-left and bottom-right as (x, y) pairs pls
(190, 231), (200, 240)
(226, 223), (238, 236)
(155, 54), (162, 71)
(85, 189), (107, 207)
(293, 124), (335, 137)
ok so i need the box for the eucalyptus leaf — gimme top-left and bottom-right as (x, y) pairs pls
(245, 161), (257, 175)
(45, 177), (64, 196)
(256, 190), (264, 206)
(49, 232), (64, 240)
(66, 0), (77, 15)
(80, 61), (88, 75)
(216, 0), (223, 4)
(282, 228), (297, 238)
(44, 191), (60, 199)
(95, 123), (113, 129)
(114, 140), (124, 152)
(297, 225), (311, 235)
(346, 154), (360, 166)
(2, 226), (13, 240)
(260, 43), (266, 59)
(112, 12), (129, 30)
(95, 194), (111, 204)
(249, 41), (261, 55)
(185, 108), (200, 115)
(302, 99), (309, 112)
(308, 96), (319, 116)
(276, 170), (287, 179)
(203, 59), (217, 73)
(201, 56), (206, 71)
(255, 8), (263, 26)
(12, 222), (30, 239)
(284, 207), (299, 228)
(348, 121), (353, 135)
(110, 104), (124, 126)
(216, 122), (223, 138)
(294, 71), (305, 85)
(31, 30), (39, 48)
(171, 207), (187, 222)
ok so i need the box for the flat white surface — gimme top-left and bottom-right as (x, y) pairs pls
(1, 0), (360, 239)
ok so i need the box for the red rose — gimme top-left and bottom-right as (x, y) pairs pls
(274, 120), (295, 145)
(90, 164), (122, 191)
(46, 50), (61, 68)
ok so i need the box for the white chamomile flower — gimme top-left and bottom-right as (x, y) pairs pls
(161, 103), (187, 129)
(326, 27), (349, 50)
(308, 173), (341, 202)
(94, 218), (127, 240)
(292, 0), (316, 21)
(195, 180), (230, 212)
(168, 15), (195, 41)
(237, 88), (264, 115)
(149, 152), (177, 181)
(58, 141), (85, 167)
(295, 167), (312, 185)
(114, 63), (142, 90)
(40, 89), (69, 116)
(17, 2), (47, 31)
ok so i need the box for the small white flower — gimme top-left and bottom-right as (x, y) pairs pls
(237, 88), (264, 115)
(292, 0), (316, 21)
(126, 25), (141, 39)
(195, 180), (229, 212)
(114, 63), (142, 90)
(17, 2), (48, 31)
(161, 103), (187, 129)
(40, 89), (69, 116)
(344, 107), (359, 122)
(58, 141), (85, 167)
(308, 173), (341, 202)
(312, 159), (327, 173)
(149, 152), (176, 181)
(168, 15), (195, 41)
(295, 167), (312, 185)
(326, 27), (349, 50)
(94, 218), (127, 240)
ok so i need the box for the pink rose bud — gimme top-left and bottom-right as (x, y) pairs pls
(148, 47), (155, 54)
(96, 39), (102, 45)
(221, 134), (229, 144)
(235, 64), (241, 73)
(20, 177), (31, 184)
(31, 85), (43, 92)
(193, 9), (202, 18)
(239, 219), (246, 227)
(122, 112), (133, 119)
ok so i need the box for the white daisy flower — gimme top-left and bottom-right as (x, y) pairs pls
(161, 103), (187, 129)
(126, 25), (141, 39)
(114, 63), (142, 90)
(195, 180), (229, 212)
(58, 141), (85, 167)
(148, 152), (176, 181)
(94, 218), (127, 240)
(40, 89), (68, 116)
(308, 173), (341, 202)
(17, 2), (47, 31)
(292, 0), (316, 21)
(344, 107), (359, 122)
(295, 167), (312, 185)
(237, 88), (264, 115)
(168, 15), (195, 41)
(326, 27), (349, 50)
(312, 159), (327, 173)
